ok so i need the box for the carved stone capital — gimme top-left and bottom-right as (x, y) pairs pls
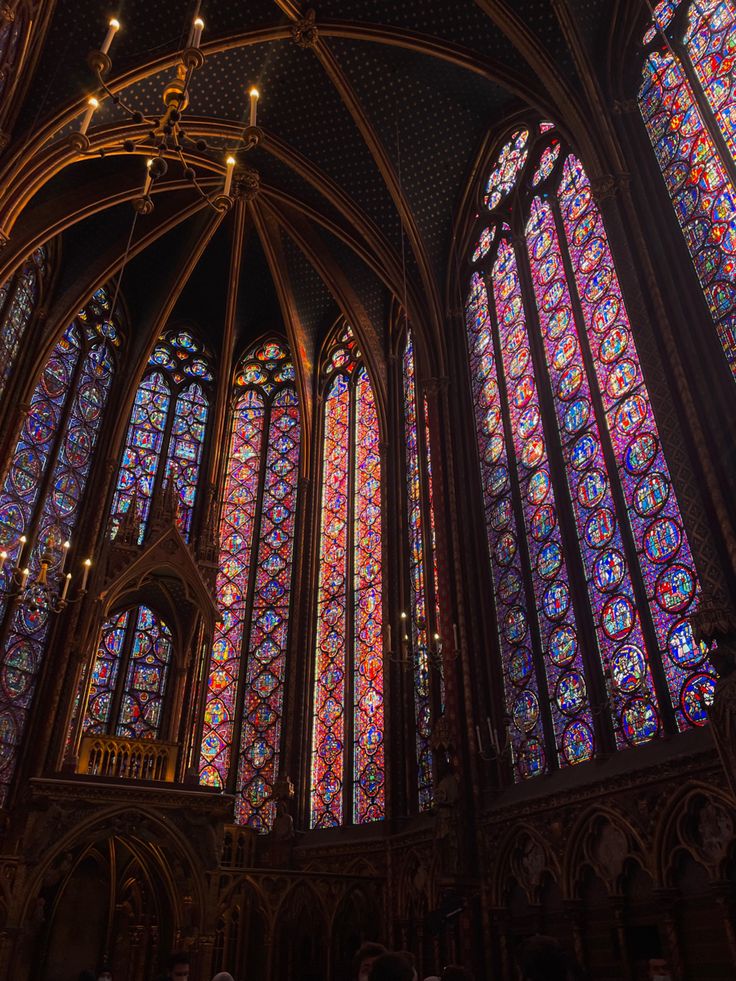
(612, 99), (639, 115)
(420, 376), (449, 397)
(291, 9), (318, 48)
(0, 5), (16, 24)
(234, 166), (260, 201)
(589, 172), (630, 203)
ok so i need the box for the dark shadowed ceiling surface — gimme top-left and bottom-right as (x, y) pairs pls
(11, 0), (627, 387)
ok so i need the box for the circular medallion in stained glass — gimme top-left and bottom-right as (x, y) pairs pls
(519, 738), (545, 778)
(509, 647), (533, 685)
(542, 581), (571, 621)
(580, 237), (606, 274)
(19, 602), (47, 633)
(549, 625), (577, 666)
(531, 227), (553, 259)
(483, 405), (502, 435)
(28, 403), (56, 445)
(521, 435), (545, 469)
(622, 697), (659, 744)
(508, 346), (530, 379)
(514, 376), (535, 409)
(506, 321), (526, 350)
(495, 532), (517, 567)
(498, 568), (522, 603)
(585, 508), (615, 548)
(52, 472), (81, 515)
(484, 435), (505, 465)
(512, 690), (540, 733)
(599, 326), (629, 364)
(563, 397), (591, 434)
(548, 306), (572, 339)
(542, 281), (565, 312)
(606, 359), (638, 399)
(490, 497), (513, 531)
(531, 504), (556, 541)
(577, 468), (607, 509)
(537, 541), (563, 580)
(654, 564), (696, 613)
(584, 265), (613, 304)
(601, 594), (635, 641)
(644, 517), (682, 563)
(552, 334), (578, 370)
(681, 672), (715, 726)
(11, 448), (41, 496)
(611, 644), (647, 694)
(504, 606), (528, 644)
(624, 432), (658, 475)
(571, 433), (598, 471)
(633, 472), (670, 519)
(558, 365), (583, 401)
(42, 357), (70, 398)
(528, 469), (550, 505)
(562, 720), (595, 765)
(568, 185), (592, 221)
(593, 295), (621, 334)
(556, 670), (587, 715)
(593, 549), (626, 592)
(238, 363), (267, 386)
(519, 406), (540, 439)
(615, 394), (647, 437)
(539, 254), (560, 285)
(490, 464), (509, 495)
(667, 619), (706, 669)
(260, 341), (285, 361)
(3, 641), (35, 699)
(573, 212), (596, 247)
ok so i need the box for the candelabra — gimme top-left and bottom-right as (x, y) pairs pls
(475, 715), (512, 762)
(386, 611), (461, 671)
(69, 10), (263, 213)
(0, 532), (92, 615)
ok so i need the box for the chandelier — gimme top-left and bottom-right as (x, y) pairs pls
(0, 532), (92, 615)
(70, 8), (262, 213)
(387, 611), (460, 671)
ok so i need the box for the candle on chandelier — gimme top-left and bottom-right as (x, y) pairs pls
(386, 622), (391, 649)
(79, 97), (99, 137)
(20, 567), (29, 590)
(60, 539), (70, 575)
(100, 17), (120, 55)
(17, 534), (27, 564)
(224, 155), (236, 196)
(0, 551), (6, 572)
(486, 716), (498, 753)
(249, 87), (259, 127)
(60, 573), (71, 602)
(81, 558), (92, 591)
(475, 725), (482, 752)
(143, 158), (154, 196)
(191, 17), (204, 48)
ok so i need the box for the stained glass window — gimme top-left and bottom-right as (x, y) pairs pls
(310, 325), (385, 828)
(0, 248), (47, 403)
(0, 291), (118, 803)
(200, 339), (301, 833)
(82, 605), (173, 740)
(465, 123), (714, 780)
(639, 0), (736, 381)
(402, 333), (442, 809)
(110, 329), (212, 542)
(0, 6), (26, 104)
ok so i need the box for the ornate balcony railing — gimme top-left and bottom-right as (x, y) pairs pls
(77, 734), (178, 782)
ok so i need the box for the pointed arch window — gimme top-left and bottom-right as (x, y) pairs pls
(110, 328), (213, 542)
(0, 4), (29, 106)
(402, 331), (442, 811)
(310, 325), (385, 829)
(0, 290), (119, 802)
(0, 247), (47, 402)
(199, 339), (301, 832)
(638, 0), (736, 381)
(466, 124), (713, 781)
(82, 605), (173, 740)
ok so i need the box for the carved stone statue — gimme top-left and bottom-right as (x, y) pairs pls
(434, 760), (460, 876)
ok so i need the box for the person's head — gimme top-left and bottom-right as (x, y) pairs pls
(516, 935), (568, 981)
(369, 952), (416, 981)
(96, 971), (113, 981)
(168, 952), (191, 980)
(353, 941), (387, 981)
(441, 968), (474, 981)
(396, 951), (417, 981)
(211, 974), (234, 981)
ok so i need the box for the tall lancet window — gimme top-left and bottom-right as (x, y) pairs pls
(639, 0), (736, 381)
(109, 329), (212, 542)
(466, 124), (713, 781)
(310, 324), (385, 829)
(402, 331), (442, 811)
(199, 340), (301, 832)
(0, 289), (119, 802)
(0, 247), (47, 402)
(0, 3), (28, 105)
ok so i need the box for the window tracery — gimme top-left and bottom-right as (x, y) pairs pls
(0, 247), (46, 403)
(0, 288), (119, 802)
(199, 339), (301, 832)
(310, 325), (385, 828)
(466, 123), (713, 780)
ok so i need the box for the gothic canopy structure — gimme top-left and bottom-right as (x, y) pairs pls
(0, 0), (736, 978)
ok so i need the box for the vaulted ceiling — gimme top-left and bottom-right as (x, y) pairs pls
(1, 0), (640, 401)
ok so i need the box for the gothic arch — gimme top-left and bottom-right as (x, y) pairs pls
(654, 782), (736, 888)
(491, 823), (560, 907)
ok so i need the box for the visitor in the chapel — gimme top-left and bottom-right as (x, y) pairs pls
(2, 0), (736, 978)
